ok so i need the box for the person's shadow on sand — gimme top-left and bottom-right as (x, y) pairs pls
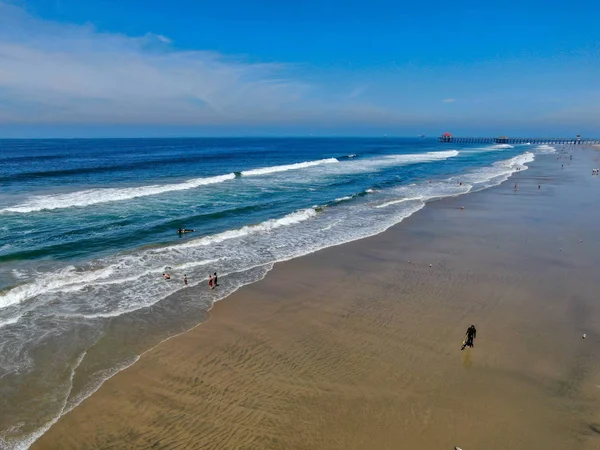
(461, 349), (472, 369)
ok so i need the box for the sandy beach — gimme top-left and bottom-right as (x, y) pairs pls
(32, 147), (600, 450)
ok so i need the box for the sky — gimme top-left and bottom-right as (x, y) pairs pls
(0, 0), (599, 137)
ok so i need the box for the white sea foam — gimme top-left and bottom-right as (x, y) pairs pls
(315, 150), (459, 176)
(0, 316), (20, 329)
(374, 151), (536, 212)
(0, 210), (317, 310)
(241, 158), (338, 176)
(384, 150), (459, 162)
(1, 173), (236, 214)
(379, 150), (459, 166)
(375, 196), (424, 209)
(170, 208), (318, 250)
(535, 144), (556, 154)
(457, 152), (535, 186)
(335, 196), (353, 202)
(1, 152), (458, 215)
(490, 144), (514, 149)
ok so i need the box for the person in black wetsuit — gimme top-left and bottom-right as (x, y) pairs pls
(461, 325), (477, 350)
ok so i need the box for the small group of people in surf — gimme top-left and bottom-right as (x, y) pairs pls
(208, 272), (218, 290)
(168, 228), (220, 290)
(162, 270), (219, 290)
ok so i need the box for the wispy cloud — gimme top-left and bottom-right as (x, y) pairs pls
(0, 2), (383, 127)
(442, 98), (456, 103)
(346, 86), (368, 100)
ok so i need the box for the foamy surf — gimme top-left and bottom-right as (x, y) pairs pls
(316, 150), (460, 176)
(0, 209), (317, 310)
(535, 144), (556, 154)
(457, 152), (535, 187)
(375, 196), (424, 208)
(240, 158), (339, 176)
(1, 173), (236, 213)
(0, 153), (459, 215)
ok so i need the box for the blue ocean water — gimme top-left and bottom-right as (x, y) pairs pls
(0, 138), (551, 448)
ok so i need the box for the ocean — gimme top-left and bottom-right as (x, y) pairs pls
(0, 137), (554, 448)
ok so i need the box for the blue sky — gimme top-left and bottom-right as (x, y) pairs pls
(0, 0), (599, 137)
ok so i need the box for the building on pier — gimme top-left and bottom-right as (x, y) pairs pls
(441, 132), (452, 142)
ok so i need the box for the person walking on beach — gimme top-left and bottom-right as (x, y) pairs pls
(208, 274), (214, 290)
(213, 272), (218, 287)
(461, 325), (477, 350)
(184, 274), (188, 286)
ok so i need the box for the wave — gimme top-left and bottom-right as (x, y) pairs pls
(0, 209), (317, 310)
(490, 144), (514, 149)
(0, 150), (274, 184)
(0, 316), (21, 329)
(535, 144), (556, 154)
(1, 158), (341, 214)
(376, 151), (536, 209)
(321, 150), (459, 176)
(240, 158), (338, 176)
(0, 154), (67, 164)
(375, 196), (424, 209)
(385, 150), (459, 162)
(333, 189), (373, 204)
(456, 152), (534, 186)
(1, 152), (459, 214)
(0, 174), (236, 214)
(170, 208), (318, 251)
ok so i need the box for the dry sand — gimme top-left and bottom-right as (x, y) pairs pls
(33, 149), (600, 450)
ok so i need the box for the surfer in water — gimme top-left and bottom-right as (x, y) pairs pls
(461, 325), (477, 350)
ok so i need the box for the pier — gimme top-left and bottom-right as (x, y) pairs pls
(438, 133), (600, 145)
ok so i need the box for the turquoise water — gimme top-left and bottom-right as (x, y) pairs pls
(0, 138), (552, 448)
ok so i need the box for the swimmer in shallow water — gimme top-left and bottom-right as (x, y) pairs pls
(163, 273), (171, 280)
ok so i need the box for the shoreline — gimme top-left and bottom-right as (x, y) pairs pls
(31, 147), (600, 449)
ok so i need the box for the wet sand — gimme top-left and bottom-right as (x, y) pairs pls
(33, 148), (600, 449)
